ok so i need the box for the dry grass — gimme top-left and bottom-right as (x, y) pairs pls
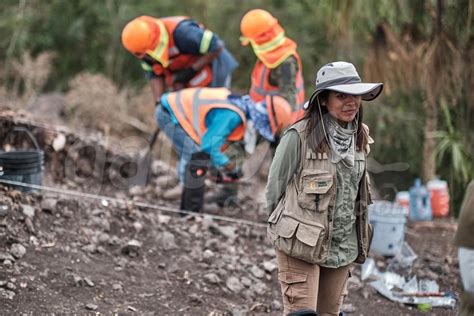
(65, 72), (129, 136)
(12, 51), (56, 102)
(0, 51), (55, 109)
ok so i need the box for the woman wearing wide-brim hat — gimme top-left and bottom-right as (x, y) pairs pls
(265, 61), (383, 315)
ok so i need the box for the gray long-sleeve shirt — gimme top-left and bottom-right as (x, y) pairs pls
(265, 129), (300, 214)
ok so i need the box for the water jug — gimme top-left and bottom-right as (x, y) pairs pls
(409, 179), (432, 221)
(427, 179), (450, 217)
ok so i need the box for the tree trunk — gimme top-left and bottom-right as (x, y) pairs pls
(422, 92), (438, 182)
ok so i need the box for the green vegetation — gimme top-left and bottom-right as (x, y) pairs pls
(0, 0), (472, 214)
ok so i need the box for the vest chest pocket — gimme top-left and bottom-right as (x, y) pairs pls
(353, 153), (366, 182)
(298, 170), (334, 212)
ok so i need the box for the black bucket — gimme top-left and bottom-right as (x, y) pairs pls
(0, 127), (44, 192)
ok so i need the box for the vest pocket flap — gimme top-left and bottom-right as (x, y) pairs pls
(274, 216), (299, 238)
(296, 223), (323, 247)
(302, 174), (333, 194)
(278, 271), (307, 284)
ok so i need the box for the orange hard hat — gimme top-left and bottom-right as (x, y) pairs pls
(266, 95), (292, 136)
(121, 17), (158, 55)
(240, 9), (278, 40)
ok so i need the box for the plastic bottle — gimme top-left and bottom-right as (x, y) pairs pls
(395, 191), (410, 216)
(427, 179), (450, 217)
(409, 179), (432, 221)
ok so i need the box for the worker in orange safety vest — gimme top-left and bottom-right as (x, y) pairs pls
(156, 87), (293, 211)
(122, 15), (238, 103)
(240, 9), (305, 125)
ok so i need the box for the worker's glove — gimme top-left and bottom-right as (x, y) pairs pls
(173, 68), (197, 84)
(224, 166), (243, 180)
(210, 166), (243, 183)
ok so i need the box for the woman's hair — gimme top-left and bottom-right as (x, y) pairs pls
(303, 90), (369, 153)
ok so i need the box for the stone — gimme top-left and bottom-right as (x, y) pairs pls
(252, 282), (267, 295)
(202, 249), (215, 264)
(52, 133), (66, 151)
(133, 221), (143, 232)
(226, 276), (243, 294)
(162, 185), (182, 200)
(112, 283), (123, 291)
(188, 293), (204, 304)
(41, 198), (57, 213)
(156, 232), (177, 251)
(342, 303), (357, 313)
(121, 240), (142, 257)
(6, 282), (16, 291)
(0, 252), (15, 262)
(271, 299), (282, 311)
(157, 215), (171, 225)
(21, 204), (35, 218)
(129, 185), (145, 196)
(216, 226), (237, 240)
(10, 244), (26, 259)
(155, 175), (178, 189)
(204, 273), (221, 285)
(3, 260), (13, 268)
(250, 265), (265, 279)
(263, 248), (276, 257)
(0, 205), (9, 217)
(84, 277), (95, 287)
(262, 260), (278, 273)
(85, 303), (98, 311)
(240, 276), (252, 287)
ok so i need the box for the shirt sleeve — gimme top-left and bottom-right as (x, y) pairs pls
(265, 129), (301, 214)
(269, 56), (298, 111)
(200, 109), (243, 167)
(173, 20), (220, 55)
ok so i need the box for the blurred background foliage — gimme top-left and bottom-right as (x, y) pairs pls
(0, 0), (472, 214)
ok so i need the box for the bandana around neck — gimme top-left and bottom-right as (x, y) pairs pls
(324, 115), (357, 167)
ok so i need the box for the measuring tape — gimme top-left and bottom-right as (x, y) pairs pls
(0, 179), (266, 228)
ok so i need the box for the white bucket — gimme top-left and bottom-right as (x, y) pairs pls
(369, 201), (408, 256)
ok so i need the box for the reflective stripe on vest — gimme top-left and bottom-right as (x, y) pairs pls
(166, 88), (246, 145)
(146, 20), (170, 66)
(146, 17), (214, 87)
(250, 53), (305, 108)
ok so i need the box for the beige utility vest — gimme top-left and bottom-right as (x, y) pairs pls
(267, 119), (373, 265)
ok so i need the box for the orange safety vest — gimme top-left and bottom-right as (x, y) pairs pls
(164, 88), (246, 146)
(250, 53), (305, 122)
(141, 16), (213, 88)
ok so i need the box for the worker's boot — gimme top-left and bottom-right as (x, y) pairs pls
(180, 152), (210, 212)
(207, 182), (239, 208)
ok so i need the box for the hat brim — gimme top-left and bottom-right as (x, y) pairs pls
(304, 83), (383, 110)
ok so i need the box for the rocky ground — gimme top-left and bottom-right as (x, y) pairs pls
(0, 109), (462, 315)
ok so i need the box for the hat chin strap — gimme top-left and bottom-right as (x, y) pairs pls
(317, 97), (331, 148)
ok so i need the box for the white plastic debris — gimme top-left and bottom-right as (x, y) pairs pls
(52, 133), (66, 151)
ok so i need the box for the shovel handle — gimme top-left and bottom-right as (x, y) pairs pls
(148, 127), (160, 150)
